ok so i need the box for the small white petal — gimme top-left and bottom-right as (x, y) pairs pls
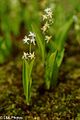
(44, 8), (52, 14)
(41, 22), (50, 33)
(45, 36), (52, 43)
(22, 52), (29, 59)
(47, 12), (53, 18)
(29, 32), (36, 38)
(28, 52), (35, 59)
(44, 7), (53, 19)
(31, 37), (36, 45)
(42, 14), (47, 20)
(23, 36), (30, 44)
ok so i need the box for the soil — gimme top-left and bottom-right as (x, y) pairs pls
(0, 37), (80, 120)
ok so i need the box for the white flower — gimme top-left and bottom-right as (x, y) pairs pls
(31, 37), (36, 45)
(41, 22), (50, 33)
(28, 52), (35, 59)
(23, 36), (30, 44)
(42, 14), (47, 21)
(28, 32), (36, 45)
(45, 36), (52, 43)
(29, 32), (36, 38)
(22, 52), (29, 59)
(47, 11), (53, 19)
(44, 7), (53, 19)
(44, 8), (52, 14)
(22, 52), (35, 60)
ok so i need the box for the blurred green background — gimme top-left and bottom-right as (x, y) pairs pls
(0, 0), (80, 64)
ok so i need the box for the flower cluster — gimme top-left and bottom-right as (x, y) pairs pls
(44, 8), (53, 20)
(23, 32), (36, 45)
(22, 52), (35, 60)
(41, 7), (54, 43)
(22, 32), (36, 60)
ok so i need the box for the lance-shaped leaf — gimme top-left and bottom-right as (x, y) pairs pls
(54, 17), (73, 51)
(45, 50), (57, 89)
(22, 59), (34, 104)
(51, 59), (59, 88)
(56, 48), (64, 67)
(22, 59), (29, 104)
(31, 24), (45, 63)
(0, 34), (12, 64)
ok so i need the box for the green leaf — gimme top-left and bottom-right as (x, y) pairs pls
(22, 59), (30, 104)
(45, 51), (57, 89)
(32, 24), (45, 62)
(55, 18), (73, 51)
(0, 51), (5, 64)
(0, 35), (12, 64)
(51, 60), (59, 87)
(0, 37), (3, 47)
(5, 33), (12, 50)
(22, 59), (29, 101)
(56, 48), (64, 67)
(22, 59), (34, 104)
(29, 59), (34, 77)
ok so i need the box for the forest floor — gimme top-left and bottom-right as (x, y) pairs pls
(0, 38), (80, 120)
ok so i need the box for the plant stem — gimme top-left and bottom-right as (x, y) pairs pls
(29, 43), (31, 53)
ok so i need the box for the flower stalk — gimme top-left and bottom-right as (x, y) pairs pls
(22, 32), (36, 104)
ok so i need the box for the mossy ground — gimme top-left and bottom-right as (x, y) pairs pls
(0, 38), (80, 120)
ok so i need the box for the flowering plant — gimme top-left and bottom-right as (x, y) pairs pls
(22, 6), (75, 104)
(32, 6), (73, 89)
(22, 32), (36, 104)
